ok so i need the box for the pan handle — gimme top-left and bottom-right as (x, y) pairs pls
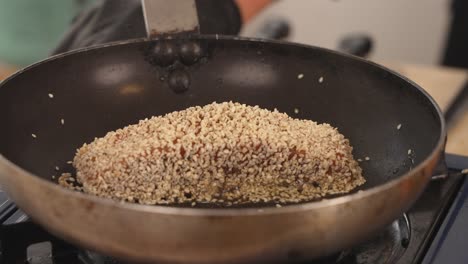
(141, 0), (200, 38)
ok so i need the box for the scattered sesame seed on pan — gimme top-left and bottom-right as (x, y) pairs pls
(61, 119), (65, 125)
(408, 149), (412, 155)
(365, 157), (370, 161)
(397, 124), (402, 130)
(31, 134), (37, 138)
(318, 76), (324, 83)
(357, 159), (363, 162)
(59, 102), (365, 206)
(67, 161), (73, 164)
(58, 173), (75, 188)
(55, 166), (60, 171)
(297, 73), (304, 79)
(48, 93), (54, 99)
(294, 108), (300, 114)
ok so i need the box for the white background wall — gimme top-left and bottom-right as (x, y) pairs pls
(242, 0), (452, 65)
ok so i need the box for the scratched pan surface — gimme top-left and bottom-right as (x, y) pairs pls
(0, 36), (444, 263)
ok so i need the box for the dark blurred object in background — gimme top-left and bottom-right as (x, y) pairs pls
(338, 33), (373, 58)
(254, 17), (290, 40)
(53, 0), (242, 55)
(442, 0), (468, 69)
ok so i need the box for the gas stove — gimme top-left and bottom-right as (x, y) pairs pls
(0, 154), (467, 264)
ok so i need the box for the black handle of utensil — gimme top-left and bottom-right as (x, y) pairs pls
(445, 153), (468, 171)
(445, 78), (468, 122)
(432, 79), (468, 180)
(432, 153), (468, 180)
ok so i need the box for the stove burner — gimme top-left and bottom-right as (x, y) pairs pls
(290, 214), (410, 264)
(58, 215), (410, 264)
(79, 250), (127, 264)
(337, 215), (410, 264)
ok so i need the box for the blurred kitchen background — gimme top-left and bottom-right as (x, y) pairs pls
(0, 0), (460, 67)
(0, 0), (96, 67)
(242, 0), (451, 65)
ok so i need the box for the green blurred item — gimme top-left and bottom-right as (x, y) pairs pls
(0, 0), (95, 67)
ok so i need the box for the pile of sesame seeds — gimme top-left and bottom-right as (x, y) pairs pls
(60, 102), (365, 206)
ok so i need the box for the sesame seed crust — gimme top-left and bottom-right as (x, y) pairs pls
(61, 102), (365, 205)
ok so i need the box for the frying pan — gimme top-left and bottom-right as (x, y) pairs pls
(0, 1), (445, 263)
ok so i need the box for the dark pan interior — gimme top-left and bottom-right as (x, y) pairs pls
(0, 37), (442, 196)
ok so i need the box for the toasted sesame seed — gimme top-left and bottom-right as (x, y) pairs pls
(276, 204), (282, 208)
(294, 108), (300, 114)
(397, 124), (402, 130)
(191, 202), (196, 207)
(408, 149), (412, 155)
(52, 175), (56, 179)
(318, 76), (324, 83)
(60, 102), (365, 205)
(67, 161), (73, 164)
(297, 73), (304, 79)
(357, 159), (363, 162)
(58, 173), (74, 188)
(31, 134), (37, 138)
(48, 93), (54, 98)
(60, 119), (65, 125)
(365, 157), (370, 161)
(55, 166), (59, 171)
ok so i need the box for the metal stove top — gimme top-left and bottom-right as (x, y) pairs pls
(0, 154), (466, 264)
